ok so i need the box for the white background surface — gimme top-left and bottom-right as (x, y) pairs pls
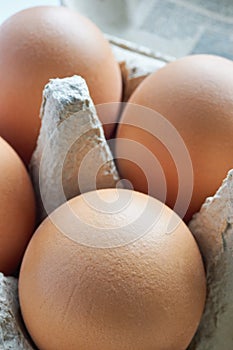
(0, 0), (60, 24)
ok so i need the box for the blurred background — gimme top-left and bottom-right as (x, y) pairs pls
(1, 0), (233, 59)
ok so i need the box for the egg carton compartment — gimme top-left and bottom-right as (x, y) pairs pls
(109, 37), (233, 349)
(110, 37), (233, 348)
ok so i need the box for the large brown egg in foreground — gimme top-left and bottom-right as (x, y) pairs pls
(0, 6), (122, 163)
(19, 189), (206, 350)
(116, 55), (233, 221)
(0, 137), (35, 275)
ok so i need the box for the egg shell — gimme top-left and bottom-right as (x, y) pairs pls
(0, 137), (35, 275)
(0, 6), (122, 163)
(19, 189), (206, 350)
(116, 54), (233, 221)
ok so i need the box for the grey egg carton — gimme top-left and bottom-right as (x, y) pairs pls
(1, 36), (232, 350)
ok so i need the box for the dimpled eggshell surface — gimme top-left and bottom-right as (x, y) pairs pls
(19, 189), (206, 350)
(0, 137), (35, 275)
(116, 55), (233, 222)
(0, 6), (122, 163)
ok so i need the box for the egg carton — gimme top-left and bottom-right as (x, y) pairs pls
(1, 36), (233, 350)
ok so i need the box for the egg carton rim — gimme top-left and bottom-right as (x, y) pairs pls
(105, 33), (175, 64)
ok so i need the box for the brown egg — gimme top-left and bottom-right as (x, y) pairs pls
(0, 6), (122, 163)
(19, 189), (206, 350)
(0, 137), (35, 275)
(116, 55), (233, 221)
